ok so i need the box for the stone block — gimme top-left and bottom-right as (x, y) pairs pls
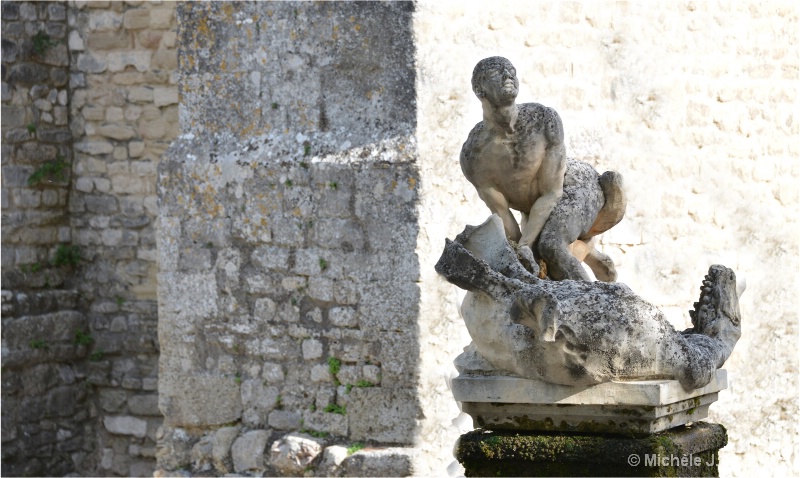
(108, 50), (152, 72)
(452, 370), (729, 435)
(155, 427), (196, 471)
(341, 447), (414, 477)
(198, 426), (235, 474)
(153, 86), (178, 107)
(152, 48), (178, 70)
(329, 307), (357, 328)
(251, 246), (290, 271)
(99, 388), (128, 412)
(241, 380), (279, 413)
(98, 124), (136, 140)
(232, 429), (270, 474)
(348, 388), (419, 444)
(88, 10), (123, 31)
(262, 363), (285, 383)
(150, 8), (174, 29)
(128, 86), (153, 102)
(268, 410), (302, 430)
(75, 140), (113, 155)
(302, 339), (323, 360)
(104, 415), (148, 438)
(455, 422), (727, 477)
(269, 433), (323, 476)
(76, 52), (107, 74)
(128, 394), (160, 416)
(123, 9), (150, 30)
(68, 30), (85, 51)
(158, 375), (241, 427)
(190, 435), (213, 473)
(316, 445), (348, 477)
(310, 364), (332, 383)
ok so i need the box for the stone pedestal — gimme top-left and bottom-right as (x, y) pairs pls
(452, 370), (727, 436)
(454, 421), (727, 477)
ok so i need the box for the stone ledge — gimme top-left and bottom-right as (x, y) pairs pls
(452, 369), (727, 406)
(453, 370), (727, 435)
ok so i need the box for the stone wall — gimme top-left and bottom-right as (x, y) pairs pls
(415, 1), (798, 476)
(1, 2), (92, 476)
(156, 3), (426, 475)
(67, 0), (178, 476)
(3, 1), (178, 476)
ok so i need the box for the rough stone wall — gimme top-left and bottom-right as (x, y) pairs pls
(1, 2), (93, 476)
(2, 1), (72, 285)
(415, 1), (798, 476)
(65, 1), (178, 476)
(156, 2), (423, 476)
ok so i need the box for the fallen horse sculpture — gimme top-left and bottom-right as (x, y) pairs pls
(435, 215), (742, 390)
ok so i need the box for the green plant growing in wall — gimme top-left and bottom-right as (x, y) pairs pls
(74, 330), (93, 346)
(319, 258), (328, 271)
(301, 429), (328, 439)
(115, 296), (125, 307)
(53, 245), (80, 267)
(30, 262), (43, 273)
(346, 442), (364, 455)
(27, 123), (37, 134)
(327, 356), (342, 386)
(303, 140), (311, 156)
(30, 339), (49, 350)
(328, 181), (338, 190)
(355, 380), (375, 388)
(234, 373), (242, 384)
(28, 156), (69, 186)
(32, 31), (58, 56)
(323, 403), (346, 415)
(345, 383), (353, 394)
(89, 349), (105, 362)
(275, 394), (283, 409)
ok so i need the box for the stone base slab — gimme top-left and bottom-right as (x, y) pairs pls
(453, 370), (727, 435)
(455, 421), (727, 477)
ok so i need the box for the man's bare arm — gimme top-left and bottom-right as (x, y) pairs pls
(519, 109), (566, 248)
(477, 186), (522, 243)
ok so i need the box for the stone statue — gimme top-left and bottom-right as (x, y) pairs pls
(460, 56), (625, 281)
(435, 215), (742, 390)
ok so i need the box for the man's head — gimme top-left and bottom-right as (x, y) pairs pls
(471, 56), (519, 105)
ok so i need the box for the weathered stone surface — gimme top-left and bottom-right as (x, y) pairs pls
(154, 427), (195, 471)
(455, 370), (727, 435)
(189, 435), (213, 473)
(348, 388), (420, 444)
(206, 426), (239, 474)
(341, 447), (414, 477)
(315, 445), (348, 477)
(438, 215), (741, 390)
(268, 410), (302, 431)
(456, 422), (727, 477)
(269, 433), (323, 476)
(104, 415), (147, 438)
(231, 429), (270, 474)
(158, 375), (241, 427)
(128, 394), (160, 416)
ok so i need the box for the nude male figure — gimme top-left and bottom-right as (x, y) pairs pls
(460, 56), (624, 281)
